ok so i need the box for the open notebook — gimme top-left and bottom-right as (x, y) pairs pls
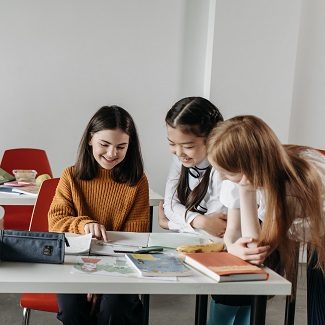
(65, 231), (209, 256)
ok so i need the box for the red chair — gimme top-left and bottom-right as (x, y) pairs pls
(20, 178), (59, 325)
(0, 148), (53, 230)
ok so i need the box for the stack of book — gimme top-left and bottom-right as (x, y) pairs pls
(184, 252), (268, 282)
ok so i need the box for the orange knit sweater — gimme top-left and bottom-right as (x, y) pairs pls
(48, 166), (150, 234)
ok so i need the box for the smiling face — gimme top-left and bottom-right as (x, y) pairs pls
(167, 125), (207, 167)
(89, 128), (129, 170)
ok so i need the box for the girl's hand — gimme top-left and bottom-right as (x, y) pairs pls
(227, 237), (270, 265)
(84, 223), (108, 242)
(158, 201), (170, 229)
(192, 213), (227, 237)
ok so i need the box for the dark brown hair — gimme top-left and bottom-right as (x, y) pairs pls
(74, 106), (144, 186)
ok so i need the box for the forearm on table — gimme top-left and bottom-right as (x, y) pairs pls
(224, 226), (242, 247)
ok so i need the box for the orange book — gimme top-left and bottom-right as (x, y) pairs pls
(184, 252), (268, 282)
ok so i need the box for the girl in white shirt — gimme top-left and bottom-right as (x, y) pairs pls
(159, 96), (226, 237)
(158, 97), (251, 325)
(207, 115), (325, 325)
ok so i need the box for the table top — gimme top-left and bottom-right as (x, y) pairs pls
(0, 255), (291, 295)
(0, 188), (163, 207)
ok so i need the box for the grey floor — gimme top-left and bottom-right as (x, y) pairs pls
(0, 266), (307, 325)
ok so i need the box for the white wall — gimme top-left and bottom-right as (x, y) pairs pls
(209, 0), (302, 142)
(179, 0), (210, 97)
(0, 0), (189, 198)
(289, 0), (325, 148)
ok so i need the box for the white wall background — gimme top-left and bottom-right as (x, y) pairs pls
(0, 0), (187, 195)
(1, 0), (324, 229)
(209, 0), (302, 142)
(289, 0), (325, 148)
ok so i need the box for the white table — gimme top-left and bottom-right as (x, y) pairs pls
(0, 188), (162, 206)
(0, 256), (291, 325)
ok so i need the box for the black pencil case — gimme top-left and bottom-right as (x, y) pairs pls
(0, 230), (65, 264)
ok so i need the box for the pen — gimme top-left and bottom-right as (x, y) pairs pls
(134, 246), (164, 254)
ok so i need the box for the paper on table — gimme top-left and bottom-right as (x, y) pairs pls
(106, 231), (149, 247)
(65, 231), (210, 256)
(64, 232), (145, 256)
(12, 185), (40, 197)
(90, 231), (150, 255)
(71, 255), (177, 281)
(65, 233), (93, 255)
(147, 232), (207, 249)
(90, 240), (118, 255)
(71, 255), (137, 276)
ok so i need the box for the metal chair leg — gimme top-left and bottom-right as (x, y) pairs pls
(195, 295), (208, 325)
(22, 308), (31, 325)
(140, 294), (150, 325)
(284, 242), (300, 325)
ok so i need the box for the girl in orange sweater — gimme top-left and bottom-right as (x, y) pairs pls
(49, 105), (149, 325)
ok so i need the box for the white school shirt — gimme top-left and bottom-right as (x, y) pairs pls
(220, 180), (265, 222)
(163, 156), (227, 235)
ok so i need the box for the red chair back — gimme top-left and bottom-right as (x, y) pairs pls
(0, 148), (53, 230)
(0, 148), (53, 177)
(29, 178), (59, 232)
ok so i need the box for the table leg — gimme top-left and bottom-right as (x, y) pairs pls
(149, 206), (153, 232)
(195, 294), (208, 325)
(250, 295), (267, 325)
(284, 295), (296, 325)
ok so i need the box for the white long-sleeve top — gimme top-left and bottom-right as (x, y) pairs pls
(220, 180), (266, 222)
(163, 156), (227, 235)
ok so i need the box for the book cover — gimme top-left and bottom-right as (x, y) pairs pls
(184, 252), (268, 282)
(0, 185), (19, 194)
(0, 168), (15, 185)
(3, 180), (33, 187)
(125, 253), (192, 277)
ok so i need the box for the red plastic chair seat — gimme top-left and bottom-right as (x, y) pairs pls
(20, 293), (59, 313)
(18, 178), (60, 323)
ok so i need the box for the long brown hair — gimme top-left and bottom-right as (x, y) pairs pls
(207, 115), (325, 277)
(165, 97), (223, 213)
(75, 106), (144, 186)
